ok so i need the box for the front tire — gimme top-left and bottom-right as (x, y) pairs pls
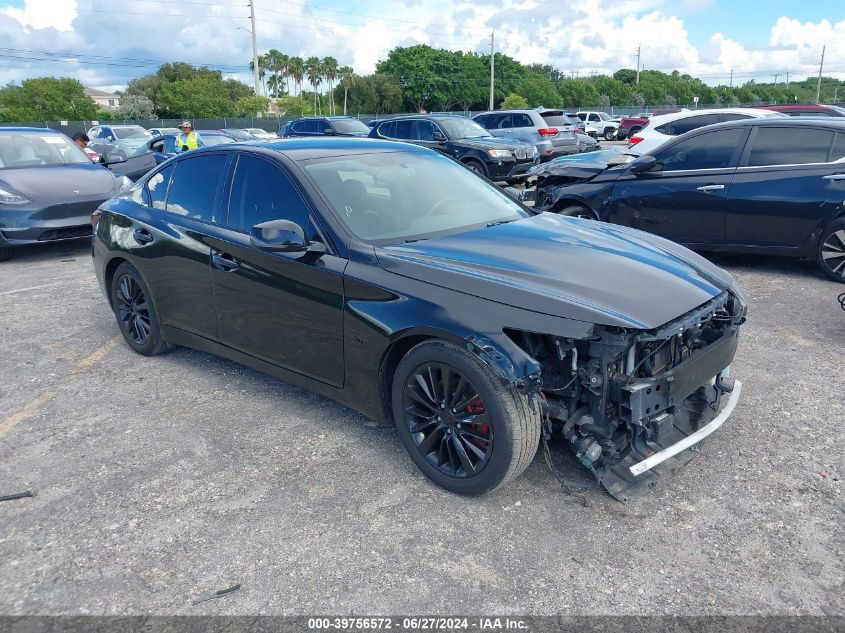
(110, 262), (173, 355)
(604, 128), (617, 141)
(558, 204), (597, 220)
(818, 220), (845, 282)
(463, 159), (488, 178)
(392, 340), (541, 496)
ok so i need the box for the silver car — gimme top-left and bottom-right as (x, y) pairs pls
(473, 109), (578, 161)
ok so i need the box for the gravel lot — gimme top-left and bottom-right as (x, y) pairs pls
(0, 238), (843, 616)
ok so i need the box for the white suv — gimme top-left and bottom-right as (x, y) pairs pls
(628, 108), (785, 154)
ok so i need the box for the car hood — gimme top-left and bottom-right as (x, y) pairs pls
(455, 136), (531, 150)
(0, 164), (119, 201)
(376, 214), (736, 329)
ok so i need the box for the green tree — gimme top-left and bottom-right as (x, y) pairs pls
(338, 66), (355, 115)
(276, 95), (312, 116)
(305, 56), (322, 113)
(114, 94), (156, 119)
(0, 77), (98, 120)
(157, 76), (238, 118)
(500, 93), (529, 109)
(516, 74), (562, 107)
(322, 56), (339, 115)
(288, 57), (305, 96)
(236, 95), (271, 116)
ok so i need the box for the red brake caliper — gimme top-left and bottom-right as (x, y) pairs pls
(465, 397), (489, 448)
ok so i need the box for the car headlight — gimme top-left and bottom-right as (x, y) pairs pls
(0, 187), (30, 205)
(487, 149), (512, 159)
(118, 175), (133, 193)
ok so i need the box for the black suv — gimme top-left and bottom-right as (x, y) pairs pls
(368, 115), (538, 182)
(279, 116), (371, 138)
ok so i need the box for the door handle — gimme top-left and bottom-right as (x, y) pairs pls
(696, 184), (725, 193)
(212, 253), (239, 272)
(823, 174), (845, 181)
(132, 228), (153, 245)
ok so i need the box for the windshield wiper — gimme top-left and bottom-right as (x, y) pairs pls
(486, 218), (518, 228)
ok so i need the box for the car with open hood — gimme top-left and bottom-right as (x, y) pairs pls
(0, 127), (132, 262)
(92, 137), (746, 500)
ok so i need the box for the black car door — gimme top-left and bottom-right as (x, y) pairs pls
(726, 126), (845, 249)
(604, 126), (749, 244)
(130, 154), (231, 340)
(207, 153), (346, 387)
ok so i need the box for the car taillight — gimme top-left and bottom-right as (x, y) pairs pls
(91, 210), (102, 228)
(537, 128), (558, 136)
(629, 136), (643, 146)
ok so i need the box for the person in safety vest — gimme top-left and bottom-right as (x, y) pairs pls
(176, 121), (203, 152)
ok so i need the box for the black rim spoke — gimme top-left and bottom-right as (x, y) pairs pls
(117, 275), (150, 346)
(402, 361), (492, 479)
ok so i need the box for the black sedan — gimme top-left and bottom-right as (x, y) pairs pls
(0, 128), (132, 261)
(369, 115), (538, 182)
(92, 138), (746, 500)
(531, 118), (845, 282)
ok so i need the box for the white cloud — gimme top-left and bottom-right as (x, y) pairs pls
(0, 0), (841, 90)
(2, 0), (77, 32)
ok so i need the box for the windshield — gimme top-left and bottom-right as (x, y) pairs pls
(113, 126), (148, 139)
(200, 134), (235, 147)
(331, 119), (370, 134)
(303, 150), (530, 243)
(245, 128), (266, 135)
(437, 118), (491, 139)
(0, 131), (92, 168)
(598, 112), (613, 121)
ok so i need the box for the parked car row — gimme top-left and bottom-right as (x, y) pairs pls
(524, 117), (845, 282)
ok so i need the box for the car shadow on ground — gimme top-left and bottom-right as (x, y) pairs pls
(3, 238), (92, 264)
(702, 251), (830, 283)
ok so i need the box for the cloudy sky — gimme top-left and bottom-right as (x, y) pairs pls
(0, 0), (842, 91)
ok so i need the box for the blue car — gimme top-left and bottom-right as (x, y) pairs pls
(279, 116), (372, 138)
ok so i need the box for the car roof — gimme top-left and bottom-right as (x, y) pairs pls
(708, 118), (845, 129)
(647, 107), (783, 125)
(0, 127), (60, 133)
(187, 136), (429, 160)
(759, 104), (836, 111)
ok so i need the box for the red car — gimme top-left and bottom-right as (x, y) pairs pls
(756, 104), (845, 117)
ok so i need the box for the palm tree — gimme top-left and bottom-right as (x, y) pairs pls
(249, 53), (268, 96)
(288, 56), (305, 97)
(321, 56), (339, 115)
(339, 65), (355, 115)
(267, 49), (289, 98)
(305, 56), (322, 114)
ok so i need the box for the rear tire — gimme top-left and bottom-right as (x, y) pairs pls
(392, 340), (541, 496)
(110, 262), (173, 355)
(558, 204), (597, 220)
(818, 219), (845, 283)
(0, 247), (12, 262)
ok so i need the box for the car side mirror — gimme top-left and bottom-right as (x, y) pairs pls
(629, 155), (659, 175)
(323, 129), (336, 136)
(107, 135), (115, 142)
(433, 131), (447, 142)
(249, 219), (326, 255)
(105, 156), (126, 166)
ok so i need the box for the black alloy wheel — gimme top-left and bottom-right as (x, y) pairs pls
(559, 204), (596, 220)
(464, 160), (488, 178)
(111, 262), (172, 355)
(604, 128), (617, 141)
(116, 274), (151, 346)
(392, 340), (541, 496)
(402, 362), (492, 478)
(819, 221), (845, 282)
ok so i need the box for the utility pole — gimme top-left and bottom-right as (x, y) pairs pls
(773, 73), (778, 85)
(489, 31), (495, 111)
(729, 68), (733, 88)
(249, 0), (260, 97)
(816, 45), (825, 104)
(636, 46), (641, 85)
(786, 72), (789, 89)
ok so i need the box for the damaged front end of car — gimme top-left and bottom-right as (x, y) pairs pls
(505, 290), (747, 501)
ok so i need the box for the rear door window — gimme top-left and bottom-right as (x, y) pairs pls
(165, 154), (229, 223)
(416, 120), (439, 141)
(513, 113), (534, 127)
(746, 127), (836, 166)
(831, 133), (845, 162)
(146, 165), (174, 210)
(659, 114), (720, 136)
(393, 120), (415, 139)
(496, 115), (513, 129)
(654, 128), (746, 171)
